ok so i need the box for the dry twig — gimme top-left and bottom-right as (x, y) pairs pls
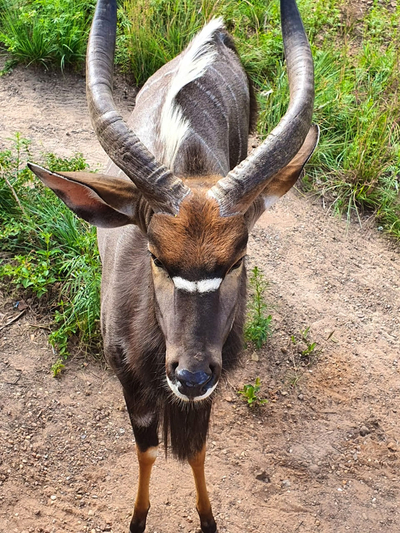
(0, 310), (26, 331)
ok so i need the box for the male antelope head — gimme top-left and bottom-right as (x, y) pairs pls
(29, 1), (317, 529)
(148, 191), (249, 401)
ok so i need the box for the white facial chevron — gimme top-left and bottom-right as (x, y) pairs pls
(172, 276), (222, 293)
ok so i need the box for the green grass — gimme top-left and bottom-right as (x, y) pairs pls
(117, 0), (283, 89)
(309, 2), (400, 236)
(115, 0), (220, 84)
(0, 0), (95, 69)
(0, 134), (101, 361)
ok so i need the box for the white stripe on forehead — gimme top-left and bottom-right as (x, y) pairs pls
(172, 276), (222, 293)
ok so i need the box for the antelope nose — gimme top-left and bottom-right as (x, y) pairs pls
(176, 368), (213, 399)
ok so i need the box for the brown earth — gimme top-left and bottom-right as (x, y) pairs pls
(0, 62), (400, 533)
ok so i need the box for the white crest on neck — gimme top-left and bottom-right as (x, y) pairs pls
(172, 276), (222, 293)
(159, 18), (224, 168)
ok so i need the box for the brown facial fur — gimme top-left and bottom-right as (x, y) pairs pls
(147, 190), (248, 279)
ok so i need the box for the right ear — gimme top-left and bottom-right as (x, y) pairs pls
(244, 125), (319, 230)
(28, 163), (143, 228)
(260, 124), (319, 208)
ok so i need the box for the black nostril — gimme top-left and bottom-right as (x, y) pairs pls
(175, 368), (215, 398)
(176, 369), (211, 388)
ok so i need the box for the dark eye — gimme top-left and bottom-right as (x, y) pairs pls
(150, 253), (164, 269)
(229, 257), (244, 272)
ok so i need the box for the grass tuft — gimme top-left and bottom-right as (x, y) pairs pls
(0, 0), (95, 69)
(0, 134), (101, 361)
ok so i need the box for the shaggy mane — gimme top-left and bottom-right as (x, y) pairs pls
(159, 18), (224, 169)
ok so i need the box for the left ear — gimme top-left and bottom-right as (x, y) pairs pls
(245, 124), (319, 228)
(28, 163), (143, 228)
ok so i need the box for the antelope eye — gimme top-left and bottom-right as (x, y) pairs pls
(150, 253), (164, 269)
(229, 257), (244, 272)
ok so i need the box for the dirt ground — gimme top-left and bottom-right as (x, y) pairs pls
(0, 61), (399, 533)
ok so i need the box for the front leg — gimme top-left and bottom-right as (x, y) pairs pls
(130, 444), (158, 533)
(124, 391), (159, 533)
(188, 445), (217, 533)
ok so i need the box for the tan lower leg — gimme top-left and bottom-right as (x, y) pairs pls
(188, 445), (213, 520)
(134, 446), (158, 519)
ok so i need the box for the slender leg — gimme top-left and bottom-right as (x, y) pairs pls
(123, 390), (159, 533)
(188, 445), (217, 533)
(130, 445), (158, 533)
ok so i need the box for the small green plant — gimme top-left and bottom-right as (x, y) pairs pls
(245, 266), (272, 349)
(51, 358), (66, 378)
(287, 370), (302, 388)
(291, 326), (319, 361)
(0, 58), (18, 76)
(0, 248), (58, 297)
(238, 377), (268, 406)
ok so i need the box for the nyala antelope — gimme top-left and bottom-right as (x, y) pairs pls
(28, 0), (318, 531)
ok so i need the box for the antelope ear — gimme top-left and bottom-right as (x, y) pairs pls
(262, 124), (319, 207)
(28, 163), (141, 228)
(245, 125), (319, 229)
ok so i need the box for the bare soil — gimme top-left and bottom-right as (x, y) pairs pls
(1, 63), (399, 533)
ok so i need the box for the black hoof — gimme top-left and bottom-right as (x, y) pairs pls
(201, 518), (217, 533)
(130, 516), (146, 533)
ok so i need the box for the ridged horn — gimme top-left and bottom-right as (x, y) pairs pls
(208, 0), (315, 216)
(86, 0), (190, 214)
